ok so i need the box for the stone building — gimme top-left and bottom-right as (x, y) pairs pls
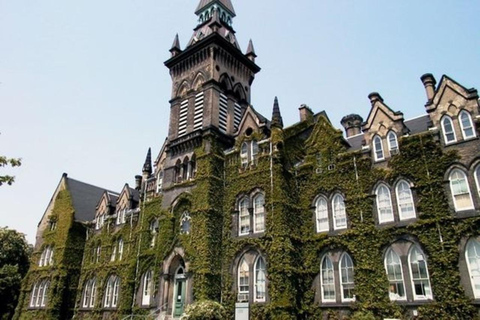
(14, 0), (480, 319)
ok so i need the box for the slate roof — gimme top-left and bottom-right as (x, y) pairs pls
(404, 115), (430, 135)
(65, 176), (117, 222)
(195, 0), (236, 15)
(128, 187), (140, 202)
(346, 134), (365, 151)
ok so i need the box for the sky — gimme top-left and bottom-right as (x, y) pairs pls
(1, 0), (479, 244)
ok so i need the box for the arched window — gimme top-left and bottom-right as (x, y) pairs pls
(240, 143), (248, 168)
(466, 239), (480, 298)
(182, 157), (189, 181)
(340, 253), (355, 302)
(238, 258), (249, 301)
(118, 238), (124, 261)
(449, 169), (474, 211)
(110, 242), (117, 262)
(332, 195), (347, 230)
(376, 184), (394, 223)
(315, 196), (329, 232)
(239, 198), (250, 235)
(190, 155), (197, 179)
(142, 271), (153, 306)
(459, 110), (476, 139)
(30, 279), (50, 308)
(408, 246), (432, 300)
(384, 249), (405, 300)
(320, 256), (335, 302)
(149, 219), (158, 248)
(387, 131), (399, 154)
(254, 257), (266, 302)
(30, 282), (38, 307)
(251, 141), (259, 165)
(180, 211), (191, 234)
(396, 180), (416, 220)
(82, 278), (97, 308)
(95, 244), (101, 263)
(475, 166), (480, 197)
(253, 194), (265, 233)
(104, 275), (120, 308)
(175, 159), (182, 183)
(373, 135), (384, 161)
(157, 171), (163, 192)
(441, 116), (456, 144)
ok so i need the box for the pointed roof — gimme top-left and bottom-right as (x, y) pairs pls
(142, 148), (152, 175)
(246, 39), (256, 57)
(195, 0), (236, 16)
(271, 96), (284, 129)
(170, 34), (181, 52)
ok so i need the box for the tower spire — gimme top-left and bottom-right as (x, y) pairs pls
(271, 97), (284, 129)
(142, 148), (152, 176)
(195, 0), (236, 17)
(170, 34), (181, 57)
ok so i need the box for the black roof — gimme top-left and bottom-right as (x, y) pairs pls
(404, 115), (430, 135)
(346, 134), (364, 151)
(65, 176), (116, 222)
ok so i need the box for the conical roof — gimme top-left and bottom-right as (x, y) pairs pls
(271, 96), (284, 129)
(142, 148), (152, 175)
(195, 0), (236, 16)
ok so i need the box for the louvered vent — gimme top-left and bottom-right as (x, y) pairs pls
(219, 93), (228, 133)
(234, 103), (242, 131)
(178, 99), (188, 137)
(193, 92), (204, 131)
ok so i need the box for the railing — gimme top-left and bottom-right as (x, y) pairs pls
(121, 302), (169, 320)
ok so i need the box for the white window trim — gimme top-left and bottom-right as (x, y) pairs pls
(466, 239), (480, 299)
(475, 166), (480, 198)
(339, 253), (355, 302)
(253, 194), (265, 233)
(387, 131), (399, 155)
(238, 198), (250, 236)
(384, 248), (406, 301)
(373, 135), (385, 161)
(408, 246), (433, 300)
(441, 116), (457, 144)
(376, 184), (394, 224)
(320, 255), (336, 303)
(449, 169), (474, 212)
(253, 256), (266, 302)
(395, 180), (416, 220)
(237, 258), (250, 302)
(332, 195), (347, 230)
(142, 271), (153, 306)
(240, 142), (249, 168)
(315, 196), (329, 233)
(459, 110), (476, 140)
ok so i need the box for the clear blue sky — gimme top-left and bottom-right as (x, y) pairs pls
(1, 0), (479, 244)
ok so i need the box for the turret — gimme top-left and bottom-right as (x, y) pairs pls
(341, 114), (364, 138)
(170, 34), (182, 57)
(271, 97), (284, 129)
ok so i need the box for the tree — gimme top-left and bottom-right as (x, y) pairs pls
(0, 228), (31, 320)
(1, 133), (22, 186)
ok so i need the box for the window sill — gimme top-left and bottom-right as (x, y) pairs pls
(444, 136), (478, 147)
(319, 302), (355, 308)
(454, 209), (478, 219)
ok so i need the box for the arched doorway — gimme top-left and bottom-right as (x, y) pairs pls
(173, 266), (187, 316)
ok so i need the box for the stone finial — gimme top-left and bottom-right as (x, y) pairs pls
(271, 97), (284, 129)
(420, 73), (437, 105)
(170, 34), (182, 57)
(368, 92), (384, 107)
(142, 148), (152, 176)
(246, 39), (257, 62)
(340, 114), (364, 137)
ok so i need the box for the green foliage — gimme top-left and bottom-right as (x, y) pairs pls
(0, 227), (31, 320)
(0, 154), (22, 186)
(182, 300), (227, 320)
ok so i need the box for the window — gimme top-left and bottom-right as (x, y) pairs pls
(118, 239), (124, 261)
(449, 169), (474, 211)
(142, 271), (153, 306)
(82, 278), (97, 308)
(239, 198), (250, 236)
(442, 116), (456, 144)
(466, 239), (480, 299)
(240, 143), (248, 168)
(387, 131), (399, 154)
(408, 245), (432, 300)
(254, 257), (266, 302)
(332, 194), (347, 230)
(157, 171), (163, 192)
(30, 279), (49, 308)
(96, 214), (105, 230)
(459, 110), (476, 139)
(236, 252), (267, 303)
(110, 244), (117, 262)
(182, 157), (189, 181)
(253, 194), (265, 233)
(384, 249), (405, 300)
(373, 135), (384, 161)
(116, 208), (126, 225)
(376, 184), (394, 223)
(149, 219), (158, 247)
(340, 253), (355, 302)
(180, 211), (191, 234)
(104, 275), (120, 308)
(39, 246), (54, 267)
(315, 197), (329, 232)
(95, 245), (101, 263)
(238, 258), (249, 301)
(320, 256), (335, 302)
(475, 166), (480, 197)
(175, 160), (182, 183)
(48, 219), (57, 231)
(396, 180), (416, 220)
(190, 155), (197, 179)
(251, 141), (259, 165)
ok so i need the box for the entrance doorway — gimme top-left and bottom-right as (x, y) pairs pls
(173, 266), (186, 317)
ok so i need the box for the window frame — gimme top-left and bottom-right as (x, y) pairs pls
(373, 135), (384, 161)
(459, 110), (476, 140)
(320, 255), (336, 303)
(387, 131), (399, 155)
(253, 194), (265, 233)
(408, 245), (433, 300)
(315, 196), (329, 233)
(141, 270), (153, 306)
(339, 253), (355, 302)
(395, 180), (416, 220)
(104, 275), (120, 308)
(238, 198), (250, 236)
(441, 115), (457, 144)
(332, 194), (347, 230)
(254, 256), (266, 302)
(238, 258), (250, 302)
(376, 184), (394, 224)
(384, 248), (406, 301)
(449, 169), (474, 212)
(240, 142), (249, 168)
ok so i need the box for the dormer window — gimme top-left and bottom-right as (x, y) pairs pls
(459, 110), (476, 140)
(387, 131), (399, 155)
(116, 209), (126, 225)
(95, 214), (105, 230)
(240, 143), (248, 168)
(240, 140), (259, 168)
(251, 141), (259, 165)
(441, 116), (456, 144)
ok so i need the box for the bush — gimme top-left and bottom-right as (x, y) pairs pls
(182, 300), (226, 320)
(349, 311), (376, 320)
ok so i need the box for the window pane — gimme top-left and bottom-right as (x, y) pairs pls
(460, 111), (475, 138)
(255, 257), (266, 301)
(409, 246), (432, 299)
(442, 117), (456, 142)
(340, 254), (355, 301)
(333, 195), (347, 229)
(316, 198), (329, 232)
(374, 136), (384, 160)
(239, 199), (250, 235)
(384, 249), (406, 300)
(377, 185), (393, 223)
(254, 195), (265, 232)
(397, 181), (416, 220)
(467, 239), (480, 298)
(450, 170), (473, 211)
(321, 256), (335, 301)
(388, 132), (398, 151)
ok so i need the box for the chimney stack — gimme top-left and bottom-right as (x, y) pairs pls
(368, 92), (384, 107)
(341, 114), (364, 138)
(299, 104), (313, 122)
(135, 175), (142, 191)
(420, 73), (437, 104)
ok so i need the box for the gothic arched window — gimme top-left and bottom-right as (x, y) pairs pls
(180, 211), (191, 234)
(320, 255), (335, 302)
(384, 249), (405, 301)
(340, 253), (355, 302)
(332, 194), (347, 230)
(408, 246), (432, 300)
(376, 184), (394, 223)
(238, 258), (249, 301)
(373, 135), (384, 161)
(396, 180), (416, 220)
(449, 169), (474, 211)
(315, 196), (329, 232)
(82, 278), (97, 308)
(459, 110), (476, 139)
(253, 194), (265, 233)
(466, 239), (480, 298)
(254, 257), (266, 302)
(104, 275), (120, 308)
(441, 115), (456, 144)
(238, 198), (250, 236)
(141, 270), (153, 306)
(387, 131), (399, 154)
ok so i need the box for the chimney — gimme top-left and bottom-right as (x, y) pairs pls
(368, 92), (384, 107)
(341, 114), (364, 138)
(135, 175), (142, 191)
(420, 73), (437, 104)
(299, 104), (313, 122)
